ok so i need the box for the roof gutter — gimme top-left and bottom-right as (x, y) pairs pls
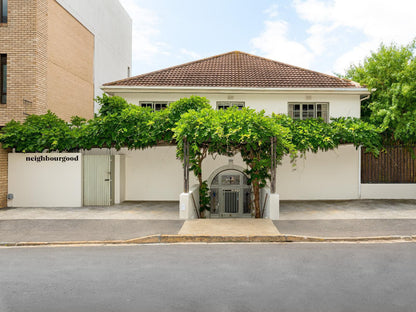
(101, 85), (371, 95)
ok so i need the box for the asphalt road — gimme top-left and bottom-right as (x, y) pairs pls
(1, 243), (416, 312)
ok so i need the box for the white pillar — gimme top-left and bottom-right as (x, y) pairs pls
(269, 193), (280, 220)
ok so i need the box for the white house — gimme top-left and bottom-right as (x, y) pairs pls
(9, 51), (414, 215)
(98, 51), (369, 218)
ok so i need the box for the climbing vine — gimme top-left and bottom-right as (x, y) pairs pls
(0, 95), (383, 218)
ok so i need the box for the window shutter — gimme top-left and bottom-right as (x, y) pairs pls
(287, 104), (294, 118)
(319, 103), (329, 122)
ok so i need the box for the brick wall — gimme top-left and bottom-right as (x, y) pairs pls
(0, 0), (48, 125)
(47, 0), (94, 121)
(0, 146), (8, 208)
(0, 1), (95, 207)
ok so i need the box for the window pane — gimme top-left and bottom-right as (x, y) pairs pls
(1, 0), (7, 23)
(221, 175), (240, 185)
(1, 55), (6, 104)
(294, 104), (300, 111)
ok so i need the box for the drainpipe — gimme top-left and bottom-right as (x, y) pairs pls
(360, 95), (370, 102)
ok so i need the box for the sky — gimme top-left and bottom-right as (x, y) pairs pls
(119, 0), (416, 77)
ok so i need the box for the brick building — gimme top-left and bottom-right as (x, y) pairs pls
(0, 0), (132, 207)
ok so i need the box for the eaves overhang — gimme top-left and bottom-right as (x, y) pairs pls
(101, 85), (371, 96)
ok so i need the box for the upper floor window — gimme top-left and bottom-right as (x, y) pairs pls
(288, 102), (329, 122)
(1, 54), (6, 104)
(1, 0), (7, 23)
(217, 101), (245, 110)
(140, 101), (170, 111)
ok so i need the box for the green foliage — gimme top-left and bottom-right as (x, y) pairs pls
(174, 107), (296, 217)
(96, 93), (130, 116)
(199, 181), (210, 213)
(0, 95), (383, 217)
(166, 95), (211, 124)
(0, 111), (76, 152)
(343, 40), (416, 143)
(78, 105), (159, 150)
(70, 116), (87, 127)
(273, 114), (383, 156)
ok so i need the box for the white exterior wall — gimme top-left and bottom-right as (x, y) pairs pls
(277, 145), (360, 200)
(361, 184), (416, 199)
(117, 91), (361, 118)
(56, 0), (132, 113)
(7, 153), (82, 207)
(116, 145), (359, 201)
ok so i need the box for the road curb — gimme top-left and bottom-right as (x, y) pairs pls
(1, 234), (416, 247)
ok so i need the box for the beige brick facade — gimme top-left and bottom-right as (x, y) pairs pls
(0, 145), (8, 208)
(0, 0), (94, 207)
(47, 0), (94, 121)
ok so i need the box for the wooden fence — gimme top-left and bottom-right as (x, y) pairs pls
(361, 146), (416, 183)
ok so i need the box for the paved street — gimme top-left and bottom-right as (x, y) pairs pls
(1, 243), (416, 312)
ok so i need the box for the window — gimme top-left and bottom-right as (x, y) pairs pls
(216, 101), (245, 110)
(288, 102), (329, 122)
(140, 101), (170, 111)
(0, 54), (6, 104)
(1, 0), (7, 23)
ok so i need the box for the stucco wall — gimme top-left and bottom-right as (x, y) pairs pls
(277, 145), (360, 200)
(116, 91), (361, 118)
(47, 0), (94, 121)
(115, 145), (359, 201)
(8, 153), (82, 207)
(361, 184), (416, 199)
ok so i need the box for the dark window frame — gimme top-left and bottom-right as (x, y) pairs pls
(139, 101), (170, 111)
(288, 102), (329, 122)
(216, 101), (245, 110)
(0, 54), (6, 104)
(1, 0), (7, 24)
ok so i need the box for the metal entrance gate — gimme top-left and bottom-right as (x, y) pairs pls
(210, 170), (251, 217)
(83, 155), (114, 206)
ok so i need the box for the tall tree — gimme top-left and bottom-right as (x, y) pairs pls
(343, 40), (416, 143)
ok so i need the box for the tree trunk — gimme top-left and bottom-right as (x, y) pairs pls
(252, 179), (261, 218)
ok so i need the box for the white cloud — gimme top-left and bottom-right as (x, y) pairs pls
(180, 49), (201, 60)
(263, 4), (279, 18)
(119, 0), (169, 63)
(294, 0), (416, 72)
(250, 20), (314, 68)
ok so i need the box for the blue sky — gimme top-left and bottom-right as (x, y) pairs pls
(120, 0), (416, 76)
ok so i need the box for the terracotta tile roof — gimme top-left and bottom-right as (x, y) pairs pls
(104, 51), (360, 89)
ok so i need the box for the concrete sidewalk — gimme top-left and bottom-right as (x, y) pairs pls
(1, 200), (416, 244)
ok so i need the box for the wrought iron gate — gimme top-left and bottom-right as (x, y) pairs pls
(210, 170), (251, 217)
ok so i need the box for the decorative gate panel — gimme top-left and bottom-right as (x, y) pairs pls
(223, 189), (239, 213)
